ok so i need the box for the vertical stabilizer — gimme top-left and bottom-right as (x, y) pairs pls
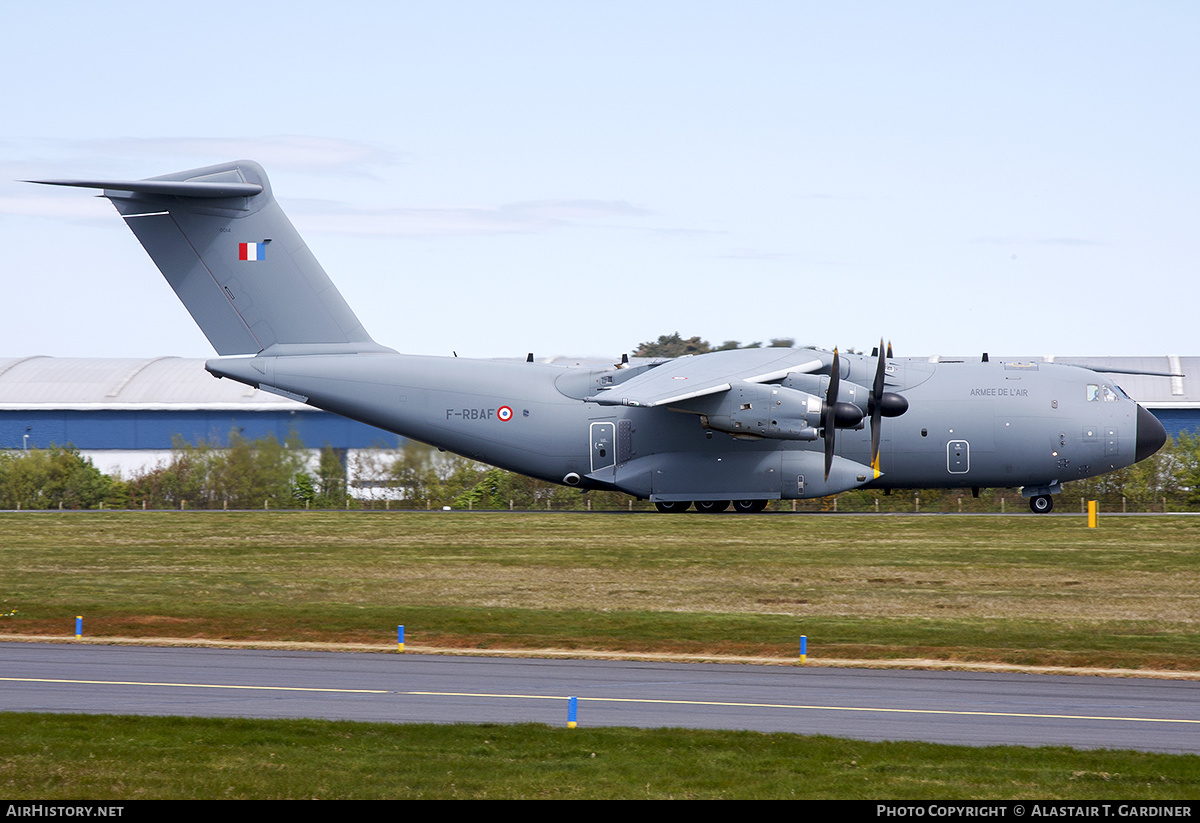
(31, 161), (381, 356)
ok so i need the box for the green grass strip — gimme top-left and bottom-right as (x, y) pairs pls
(3, 713), (1198, 800)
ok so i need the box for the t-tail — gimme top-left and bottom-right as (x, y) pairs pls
(30, 160), (391, 356)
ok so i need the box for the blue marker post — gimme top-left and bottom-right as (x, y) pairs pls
(567, 696), (578, 729)
(397, 625), (405, 653)
(799, 635), (807, 665)
(75, 616), (82, 639)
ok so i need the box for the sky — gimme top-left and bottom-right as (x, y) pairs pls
(2, 1), (1197, 360)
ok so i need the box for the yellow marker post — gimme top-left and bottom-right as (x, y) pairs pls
(1087, 500), (1098, 528)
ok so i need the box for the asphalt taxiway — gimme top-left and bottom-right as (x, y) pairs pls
(2, 642), (1197, 753)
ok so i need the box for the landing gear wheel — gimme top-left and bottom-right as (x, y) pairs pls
(654, 501), (692, 513)
(1030, 495), (1054, 514)
(732, 500), (769, 513)
(695, 500), (730, 513)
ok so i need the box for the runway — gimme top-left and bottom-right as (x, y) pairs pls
(2, 642), (1197, 754)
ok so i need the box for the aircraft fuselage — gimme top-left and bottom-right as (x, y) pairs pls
(207, 348), (1160, 505)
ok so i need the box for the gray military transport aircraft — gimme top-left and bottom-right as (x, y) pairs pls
(32, 160), (1168, 513)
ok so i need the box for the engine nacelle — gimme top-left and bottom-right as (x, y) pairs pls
(781, 372), (871, 415)
(682, 384), (825, 441)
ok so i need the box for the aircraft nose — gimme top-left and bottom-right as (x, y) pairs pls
(1135, 404), (1167, 462)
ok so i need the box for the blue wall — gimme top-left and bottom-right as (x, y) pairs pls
(0, 409), (403, 451)
(1148, 409), (1200, 440)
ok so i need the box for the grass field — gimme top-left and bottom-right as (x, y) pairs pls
(4, 713), (1198, 800)
(2, 511), (1198, 670)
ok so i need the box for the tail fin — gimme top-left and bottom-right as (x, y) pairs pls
(31, 160), (384, 356)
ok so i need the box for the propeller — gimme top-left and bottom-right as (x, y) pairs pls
(866, 339), (909, 477)
(823, 348), (840, 480)
(869, 341), (886, 476)
(821, 348), (866, 480)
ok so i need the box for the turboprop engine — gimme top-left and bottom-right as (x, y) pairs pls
(680, 383), (866, 441)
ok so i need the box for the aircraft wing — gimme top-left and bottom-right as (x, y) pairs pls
(585, 347), (829, 407)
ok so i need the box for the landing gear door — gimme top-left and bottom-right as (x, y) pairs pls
(591, 422), (616, 473)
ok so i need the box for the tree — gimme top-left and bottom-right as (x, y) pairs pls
(315, 445), (348, 507)
(0, 446), (117, 509)
(126, 430), (307, 509)
(634, 333), (798, 358)
(388, 441), (442, 508)
(126, 436), (214, 508)
(634, 333), (711, 358)
(207, 430), (306, 508)
(292, 472), (316, 507)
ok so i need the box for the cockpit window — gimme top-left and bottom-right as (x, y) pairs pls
(1103, 385), (1118, 402)
(1087, 384), (1099, 402)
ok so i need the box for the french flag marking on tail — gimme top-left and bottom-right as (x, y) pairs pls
(239, 242), (266, 261)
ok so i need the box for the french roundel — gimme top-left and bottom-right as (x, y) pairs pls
(497, 405), (513, 421)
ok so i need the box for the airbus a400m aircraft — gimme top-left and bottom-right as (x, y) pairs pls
(33, 161), (1168, 513)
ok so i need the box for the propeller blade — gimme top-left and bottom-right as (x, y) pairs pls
(870, 340), (885, 476)
(873, 339), (886, 398)
(824, 406), (835, 481)
(866, 340), (910, 477)
(824, 348), (840, 480)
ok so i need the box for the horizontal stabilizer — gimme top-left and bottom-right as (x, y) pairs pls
(26, 178), (263, 198)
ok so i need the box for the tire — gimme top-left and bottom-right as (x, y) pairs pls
(654, 501), (692, 513)
(732, 500), (769, 513)
(1029, 495), (1054, 514)
(695, 500), (730, 513)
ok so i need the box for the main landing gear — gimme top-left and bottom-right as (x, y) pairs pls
(1029, 495), (1054, 514)
(654, 500), (769, 513)
(653, 501), (691, 513)
(731, 500), (769, 513)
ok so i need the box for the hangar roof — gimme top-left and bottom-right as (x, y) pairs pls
(0, 357), (305, 410)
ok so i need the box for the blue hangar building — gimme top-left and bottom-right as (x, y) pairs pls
(0, 356), (404, 480)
